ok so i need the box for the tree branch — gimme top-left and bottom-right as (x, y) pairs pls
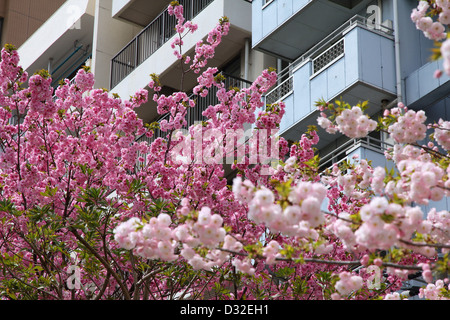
(69, 227), (131, 300)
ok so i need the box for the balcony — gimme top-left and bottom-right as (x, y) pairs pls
(405, 58), (450, 109)
(17, 0), (95, 84)
(264, 16), (396, 150)
(252, 0), (373, 60)
(110, 0), (217, 89)
(110, 0), (252, 117)
(318, 136), (393, 173)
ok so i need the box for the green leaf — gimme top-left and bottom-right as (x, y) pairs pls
(40, 185), (58, 197)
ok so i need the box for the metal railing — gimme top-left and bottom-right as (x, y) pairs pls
(263, 14), (394, 106)
(110, 0), (214, 88)
(312, 38), (344, 76)
(265, 76), (293, 105)
(318, 136), (392, 173)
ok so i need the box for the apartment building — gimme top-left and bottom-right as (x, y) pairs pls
(16, 0), (96, 87)
(251, 0), (450, 213)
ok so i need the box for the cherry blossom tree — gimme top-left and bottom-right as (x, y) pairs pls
(0, 1), (449, 300)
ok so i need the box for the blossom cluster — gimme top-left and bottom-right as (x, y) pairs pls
(356, 198), (423, 251)
(419, 279), (450, 300)
(411, 1), (447, 41)
(114, 215), (178, 261)
(386, 104), (427, 144)
(317, 106), (377, 138)
(396, 159), (445, 204)
(333, 158), (373, 199)
(114, 207), (231, 270)
(193, 67), (220, 97)
(433, 119), (450, 150)
(255, 102), (286, 130)
(236, 178), (328, 238)
(168, 2), (198, 60)
(426, 208), (450, 253)
(27, 72), (55, 118)
(333, 271), (364, 297)
(383, 143), (446, 205)
(190, 17), (230, 73)
(411, 0), (450, 74)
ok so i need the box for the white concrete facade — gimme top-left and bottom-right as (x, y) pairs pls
(18, 0), (96, 78)
(17, 0), (273, 125)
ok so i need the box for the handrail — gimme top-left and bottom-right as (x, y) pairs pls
(110, 0), (215, 89)
(318, 136), (392, 172)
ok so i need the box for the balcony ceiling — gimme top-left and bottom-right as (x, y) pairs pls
(18, 2), (95, 82)
(114, 0), (169, 27)
(254, 0), (372, 61)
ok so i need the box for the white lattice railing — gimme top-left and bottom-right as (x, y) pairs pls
(312, 38), (345, 76)
(265, 76), (293, 105)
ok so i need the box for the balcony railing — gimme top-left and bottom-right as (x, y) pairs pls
(265, 76), (293, 105)
(135, 73), (252, 167)
(110, 0), (214, 88)
(263, 14), (394, 106)
(318, 136), (392, 173)
(312, 38), (344, 76)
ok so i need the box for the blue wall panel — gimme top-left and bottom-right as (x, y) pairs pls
(280, 93), (294, 132)
(343, 28), (359, 87)
(326, 57), (346, 100)
(252, 0), (263, 46)
(292, 62), (311, 119)
(405, 68), (420, 105)
(261, 0), (278, 38)
(277, 0), (293, 25)
(292, 0), (310, 13)
(418, 61), (441, 99)
(310, 70), (328, 108)
(379, 36), (396, 91)
(359, 29), (383, 88)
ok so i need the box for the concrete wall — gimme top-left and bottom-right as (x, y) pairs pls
(91, 0), (141, 89)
